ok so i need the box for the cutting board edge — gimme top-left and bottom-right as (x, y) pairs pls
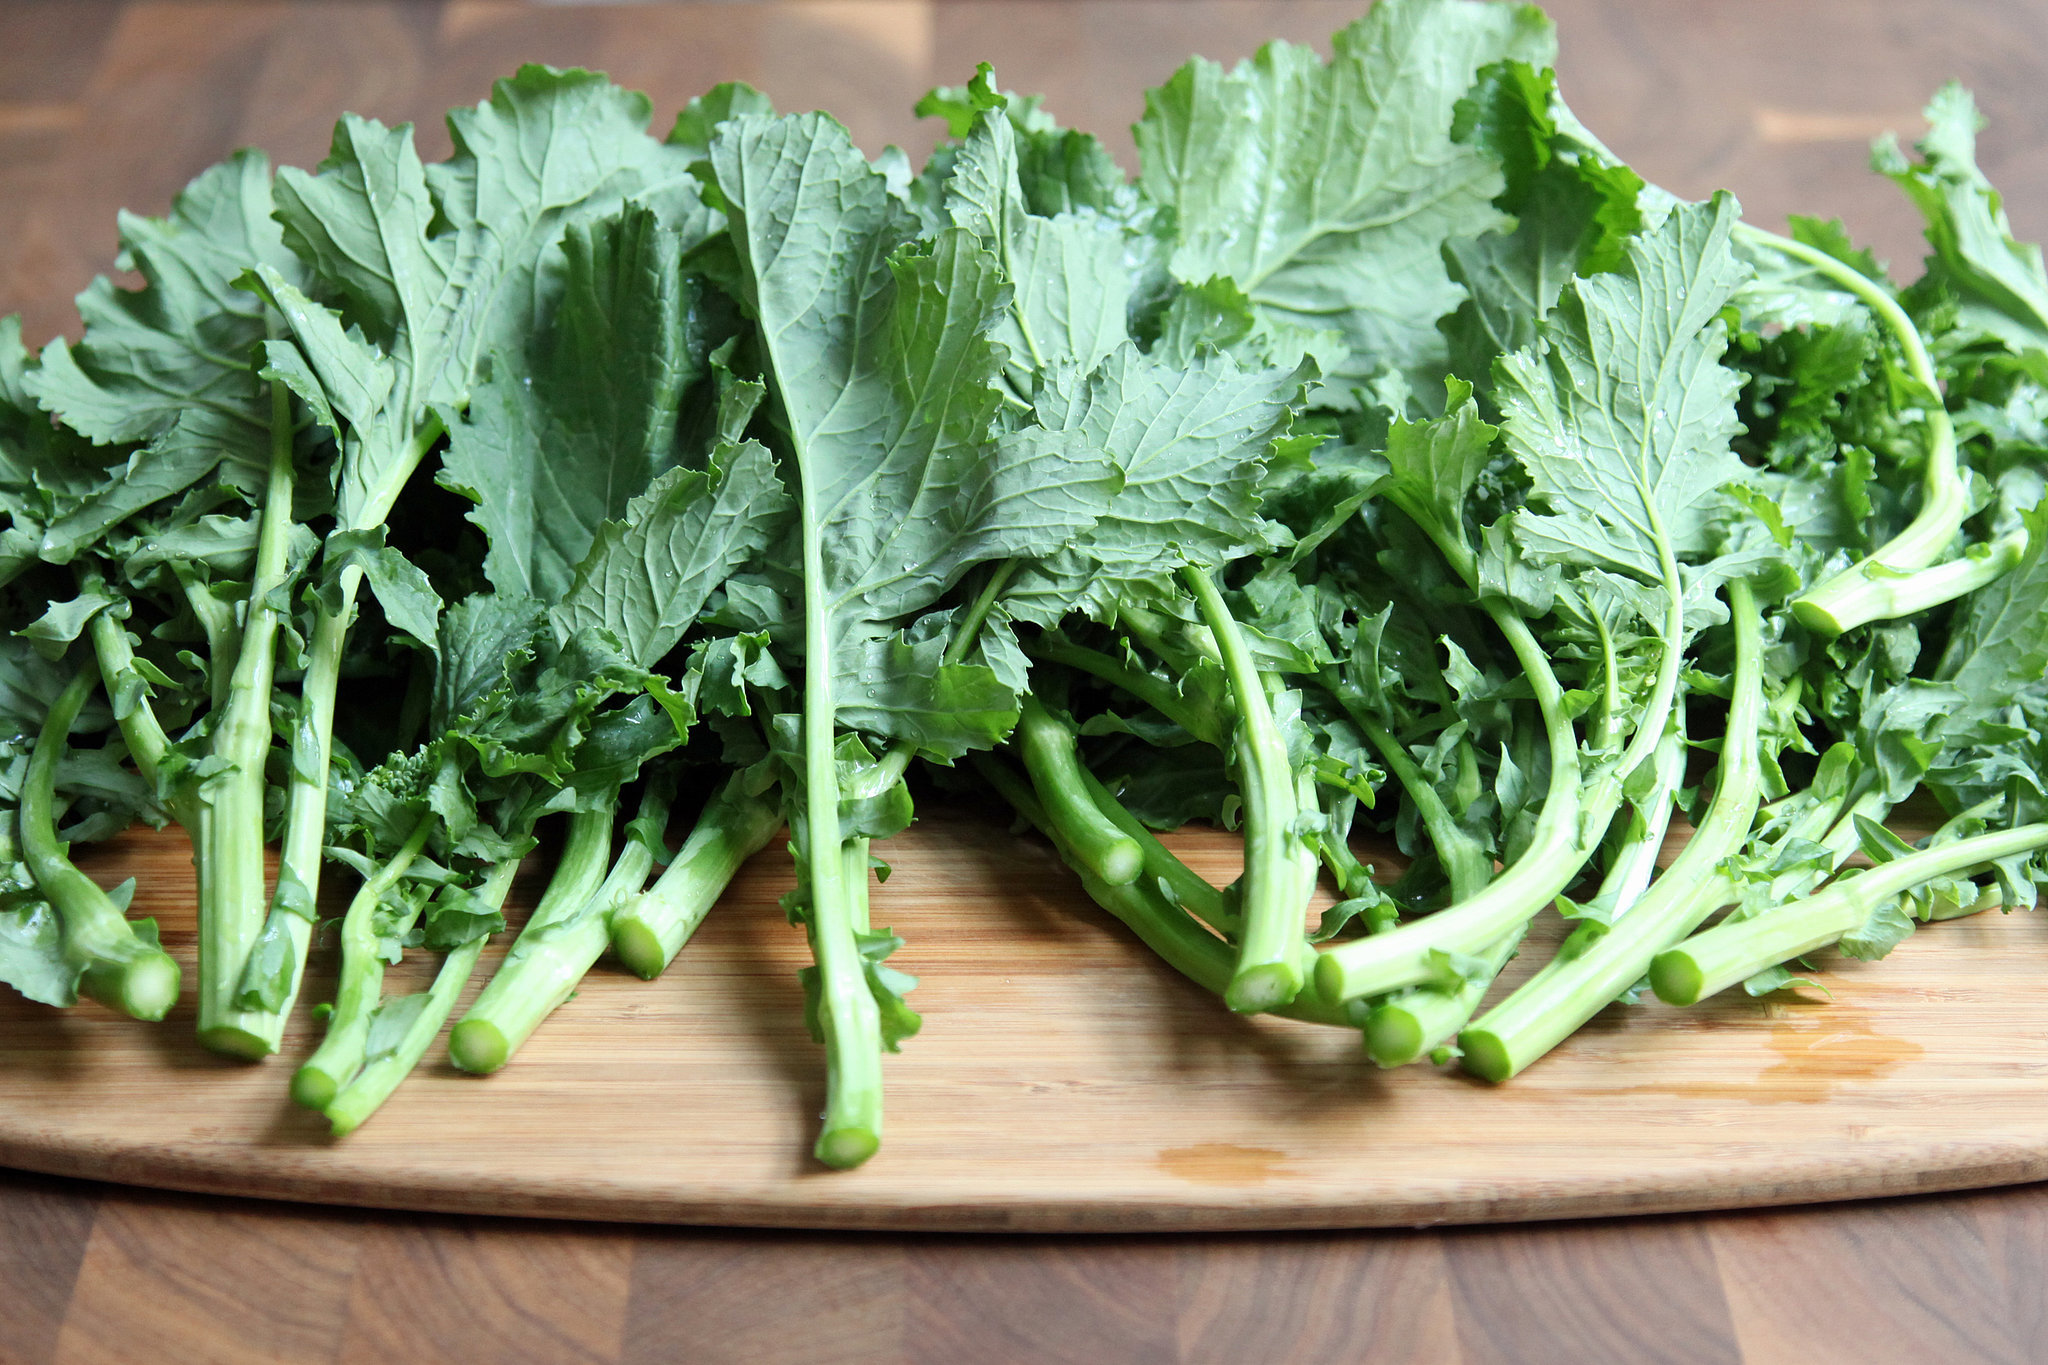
(7, 1133), (2045, 1232)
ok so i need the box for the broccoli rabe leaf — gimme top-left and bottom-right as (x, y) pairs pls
(1135, 0), (1553, 387)
(1440, 61), (1646, 387)
(711, 111), (1117, 748)
(552, 441), (791, 667)
(268, 66), (710, 529)
(1002, 345), (1299, 623)
(26, 150), (299, 456)
(1879, 84), (2048, 357)
(442, 206), (706, 600)
(939, 67), (1130, 379)
(1499, 195), (1750, 581)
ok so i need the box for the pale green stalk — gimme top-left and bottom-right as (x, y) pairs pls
(323, 859), (521, 1135)
(195, 376), (298, 1058)
(19, 665), (180, 1020)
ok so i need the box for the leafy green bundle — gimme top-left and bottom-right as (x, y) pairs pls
(7, 0), (2048, 1168)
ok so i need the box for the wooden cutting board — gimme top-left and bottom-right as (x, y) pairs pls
(5, 812), (2048, 1232)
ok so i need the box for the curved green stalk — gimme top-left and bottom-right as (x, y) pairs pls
(1366, 706), (1689, 1069)
(975, 755), (1351, 1029)
(322, 859), (520, 1136)
(290, 815), (436, 1110)
(612, 776), (784, 979)
(1072, 763), (1235, 934)
(195, 375), (298, 1058)
(1340, 708), (1501, 1064)
(1015, 696), (1143, 888)
(19, 664), (180, 1020)
(216, 567), (357, 1056)
(1180, 564), (1314, 1014)
(1351, 714), (1493, 903)
(1032, 635), (1225, 746)
(1652, 822), (2048, 1005)
(79, 581), (195, 829)
(1315, 601), (1595, 1002)
(170, 563), (238, 715)
(1737, 225), (1973, 636)
(1461, 580), (1769, 1079)
(448, 806), (620, 1073)
(1599, 712), (1691, 912)
(1809, 521), (2028, 627)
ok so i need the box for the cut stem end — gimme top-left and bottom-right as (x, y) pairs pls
(815, 1126), (880, 1170)
(1224, 960), (1302, 1014)
(449, 1019), (510, 1075)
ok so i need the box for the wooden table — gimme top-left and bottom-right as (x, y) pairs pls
(4, 1), (2047, 1360)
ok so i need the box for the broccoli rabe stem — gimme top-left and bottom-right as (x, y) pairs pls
(217, 570), (356, 1057)
(1362, 927), (1525, 1068)
(1597, 713), (1691, 914)
(612, 775), (784, 980)
(321, 859), (521, 1136)
(448, 805), (620, 1074)
(1031, 634), (1225, 745)
(976, 754), (1350, 1028)
(1179, 564), (1317, 1014)
(290, 815), (436, 1110)
(1350, 714), (1493, 904)
(787, 549), (887, 1170)
(1365, 709), (1689, 1069)
(1341, 708), (1506, 1063)
(1071, 763), (1238, 935)
(195, 376), (298, 1059)
(1015, 696), (1144, 888)
(79, 578), (194, 829)
(206, 397), (446, 1057)
(1737, 225), (1976, 636)
(1808, 521), (2029, 627)
(1651, 821), (2048, 1005)
(170, 563), (239, 715)
(1314, 793), (1376, 902)
(1315, 601), (1597, 1002)
(1459, 579), (1770, 1079)
(19, 663), (180, 1021)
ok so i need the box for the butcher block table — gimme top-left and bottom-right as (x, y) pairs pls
(6, 0), (2048, 1360)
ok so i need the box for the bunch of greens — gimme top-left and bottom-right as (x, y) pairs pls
(8, 0), (2048, 1168)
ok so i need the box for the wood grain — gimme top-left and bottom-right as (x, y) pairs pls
(25, 1174), (2048, 1365)
(51, 1191), (365, 1365)
(1711, 1200), (2021, 1365)
(623, 1231), (907, 1365)
(6, 813), (2048, 1231)
(337, 1217), (635, 1365)
(1443, 1218), (1739, 1365)
(0, 1174), (96, 1365)
(1173, 1230), (1460, 1365)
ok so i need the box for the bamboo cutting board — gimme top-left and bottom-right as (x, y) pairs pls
(4, 812), (2048, 1232)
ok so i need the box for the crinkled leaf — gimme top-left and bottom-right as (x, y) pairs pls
(712, 113), (1118, 645)
(442, 206), (702, 599)
(1001, 345), (1296, 622)
(1441, 62), (1646, 386)
(552, 440), (791, 667)
(434, 594), (548, 732)
(25, 150), (298, 496)
(942, 79), (1129, 377)
(1135, 0), (1554, 386)
(320, 528), (442, 655)
(1500, 195), (1750, 580)
(833, 627), (1018, 760)
(1877, 84), (2048, 356)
